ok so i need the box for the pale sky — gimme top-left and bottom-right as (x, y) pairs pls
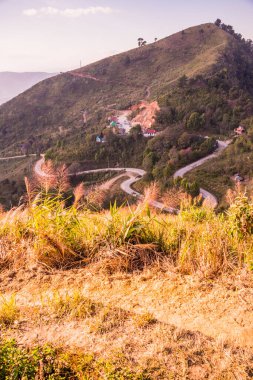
(0, 0), (253, 72)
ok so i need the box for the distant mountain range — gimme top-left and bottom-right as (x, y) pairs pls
(0, 72), (56, 105)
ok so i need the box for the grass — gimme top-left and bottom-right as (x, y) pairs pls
(44, 290), (100, 320)
(90, 306), (130, 334)
(0, 294), (19, 327)
(133, 312), (157, 328)
(1, 286), (253, 379)
(0, 179), (252, 378)
(0, 181), (253, 275)
(0, 339), (150, 379)
(1, 302), (253, 379)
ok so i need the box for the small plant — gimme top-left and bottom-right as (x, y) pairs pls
(134, 312), (157, 328)
(0, 294), (19, 327)
(227, 191), (253, 238)
(90, 306), (129, 334)
(45, 290), (100, 320)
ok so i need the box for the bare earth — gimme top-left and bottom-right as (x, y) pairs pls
(2, 266), (253, 348)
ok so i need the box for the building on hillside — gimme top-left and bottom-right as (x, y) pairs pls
(234, 174), (244, 182)
(143, 129), (157, 137)
(96, 134), (106, 143)
(234, 126), (245, 135)
(108, 116), (118, 123)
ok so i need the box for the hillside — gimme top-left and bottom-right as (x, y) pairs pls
(0, 23), (231, 156)
(0, 71), (56, 105)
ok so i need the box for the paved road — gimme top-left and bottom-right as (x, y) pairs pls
(0, 154), (37, 161)
(34, 157), (175, 212)
(4, 139), (230, 212)
(174, 140), (230, 208)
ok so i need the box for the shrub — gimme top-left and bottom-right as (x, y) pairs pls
(0, 294), (19, 327)
(227, 192), (253, 238)
(0, 340), (148, 379)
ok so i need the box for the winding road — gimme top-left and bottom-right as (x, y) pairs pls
(34, 157), (176, 213)
(33, 139), (230, 212)
(173, 140), (230, 208)
(0, 139), (229, 212)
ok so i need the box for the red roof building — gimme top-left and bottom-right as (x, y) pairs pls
(234, 126), (245, 135)
(144, 129), (157, 137)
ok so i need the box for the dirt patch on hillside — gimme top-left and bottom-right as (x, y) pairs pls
(2, 266), (253, 348)
(131, 101), (160, 131)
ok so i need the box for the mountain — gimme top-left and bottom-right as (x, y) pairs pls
(0, 71), (56, 105)
(0, 22), (253, 204)
(0, 23), (233, 155)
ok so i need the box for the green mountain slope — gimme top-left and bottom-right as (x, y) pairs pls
(0, 23), (231, 155)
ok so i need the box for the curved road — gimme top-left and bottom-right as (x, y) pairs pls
(173, 140), (230, 208)
(35, 157), (176, 213)
(1, 139), (229, 213)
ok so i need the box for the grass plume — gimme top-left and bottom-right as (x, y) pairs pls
(0, 183), (252, 274)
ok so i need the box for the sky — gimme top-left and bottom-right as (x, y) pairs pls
(0, 0), (253, 72)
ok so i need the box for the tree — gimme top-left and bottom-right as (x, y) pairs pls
(178, 132), (191, 149)
(138, 38), (144, 47)
(130, 124), (142, 140)
(154, 37), (158, 42)
(221, 23), (228, 32)
(143, 152), (155, 171)
(137, 38), (147, 47)
(186, 112), (205, 130)
(214, 18), (222, 27)
(226, 25), (235, 35)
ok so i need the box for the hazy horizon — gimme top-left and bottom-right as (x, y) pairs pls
(1, 0), (253, 73)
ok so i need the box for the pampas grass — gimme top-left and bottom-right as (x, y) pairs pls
(0, 179), (252, 274)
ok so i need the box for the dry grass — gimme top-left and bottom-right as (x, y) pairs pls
(0, 182), (252, 275)
(1, 283), (252, 379)
(133, 312), (157, 328)
(90, 306), (130, 334)
(162, 188), (188, 209)
(0, 185), (251, 378)
(44, 290), (100, 320)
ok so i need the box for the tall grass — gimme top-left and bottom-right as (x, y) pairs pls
(0, 183), (252, 274)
